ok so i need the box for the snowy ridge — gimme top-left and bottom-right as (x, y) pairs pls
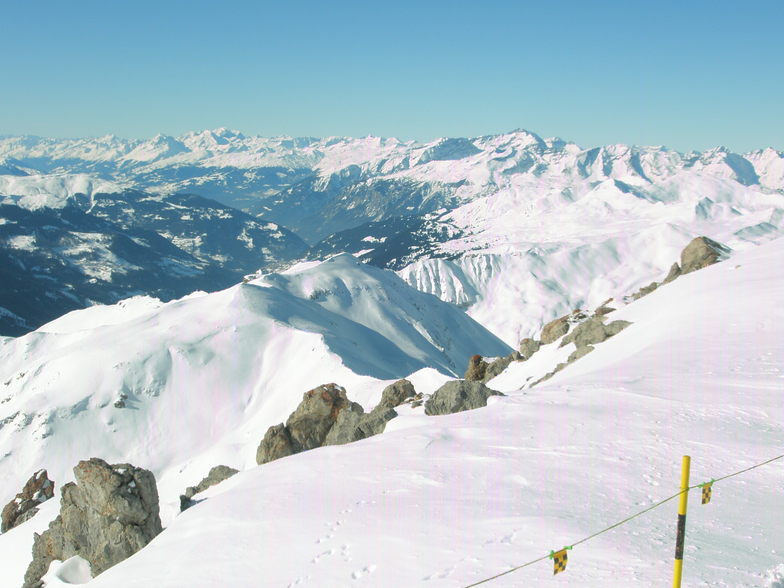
(0, 255), (509, 543)
(1, 236), (779, 587)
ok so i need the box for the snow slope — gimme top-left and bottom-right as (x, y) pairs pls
(0, 255), (509, 546)
(3, 236), (777, 587)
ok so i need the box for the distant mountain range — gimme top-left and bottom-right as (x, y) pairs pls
(1, 129), (782, 340)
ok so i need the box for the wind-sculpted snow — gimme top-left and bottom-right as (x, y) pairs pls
(0, 255), (509, 557)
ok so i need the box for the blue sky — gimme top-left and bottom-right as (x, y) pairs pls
(1, 0), (781, 151)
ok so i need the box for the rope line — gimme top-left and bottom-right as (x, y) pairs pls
(463, 453), (783, 587)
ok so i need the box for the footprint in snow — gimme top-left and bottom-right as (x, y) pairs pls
(351, 564), (376, 579)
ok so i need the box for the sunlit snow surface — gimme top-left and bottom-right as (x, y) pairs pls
(1, 239), (782, 587)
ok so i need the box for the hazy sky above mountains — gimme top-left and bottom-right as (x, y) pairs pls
(1, 0), (781, 152)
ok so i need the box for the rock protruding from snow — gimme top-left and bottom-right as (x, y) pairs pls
(23, 458), (162, 588)
(463, 354), (488, 381)
(256, 383), (398, 465)
(1, 469), (54, 533)
(424, 380), (503, 416)
(180, 465), (239, 511)
(630, 236), (730, 301)
(377, 379), (417, 410)
(540, 315), (570, 344)
(518, 338), (541, 360)
(680, 236), (730, 274)
(560, 317), (632, 349)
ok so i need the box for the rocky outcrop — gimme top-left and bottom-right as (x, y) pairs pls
(1, 470), (54, 533)
(518, 338), (541, 360)
(23, 459), (162, 588)
(180, 465), (239, 511)
(377, 379), (417, 410)
(424, 380), (504, 416)
(256, 424), (295, 465)
(463, 354), (488, 381)
(662, 262), (682, 284)
(594, 298), (616, 316)
(630, 236), (730, 301)
(540, 315), (570, 344)
(631, 280), (659, 301)
(680, 236), (729, 274)
(560, 317), (632, 348)
(256, 383), (398, 465)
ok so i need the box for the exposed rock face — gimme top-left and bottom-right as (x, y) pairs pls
(532, 317), (632, 387)
(561, 317), (607, 348)
(324, 405), (397, 446)
(256, 383), (398, 465)
(424, 380), (504, 416)
(594, 298), (615, 316)
(681, 236), (729, 274)
(631, 281), (659, 301)
(23, 459), (162, 588)
(256, 424), (295, 465)
(180, 465), (239, 511)
(518, 338), (541, 359)
(463, 354), (488, 381)
(377, 379), (417, 410)
(286, 383), (360, 452)
(1, 469), (54, 533)
(560, 317), (632, 349)
(662, 262), (682, 284)
(540, 315), (570, 344)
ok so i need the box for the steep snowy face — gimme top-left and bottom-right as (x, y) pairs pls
(0, 255), (510, 527)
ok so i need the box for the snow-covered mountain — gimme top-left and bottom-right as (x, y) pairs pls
(2, 129), (783, 344)
(1, 219), (781, 587)
(0, 174), (308, 334)
(0, 254), (510, 532)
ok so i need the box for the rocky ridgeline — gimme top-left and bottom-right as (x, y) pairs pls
(1, 470), (55, 533)
(256, 382), (414, 465)
(23, 458), (162, 588)
(180, 465), (239, 511)
(630, 236), (730, 301)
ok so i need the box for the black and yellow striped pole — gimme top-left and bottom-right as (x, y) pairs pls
(672, 455), (691, 587)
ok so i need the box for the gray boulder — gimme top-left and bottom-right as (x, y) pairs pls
(561, 317), (607, 348)
(286, 383), (360, 452)
(681, 236), (729, 274)
(1, 469), (54, 533)
(23, 458), (162, 588)
(378, 379), (417, 410)
(518, 338), (541, 360)
(424, 380), (504, 416)
(568, 345), (595, 362)
(324, 405), (397, 446)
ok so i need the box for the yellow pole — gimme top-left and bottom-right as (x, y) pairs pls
(672, 455), (691, 588)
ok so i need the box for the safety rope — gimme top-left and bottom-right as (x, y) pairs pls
(463, 453), (783, 587)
